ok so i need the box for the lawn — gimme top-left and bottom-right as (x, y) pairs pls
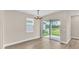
(51, 28), (60, 36)
(43, 27), (60, 36)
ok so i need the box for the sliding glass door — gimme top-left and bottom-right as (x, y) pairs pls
(42, 20), (61, 41)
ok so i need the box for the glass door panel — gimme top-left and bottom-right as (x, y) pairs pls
(42, 20), (50, 38)
(50, 20), (60, 41)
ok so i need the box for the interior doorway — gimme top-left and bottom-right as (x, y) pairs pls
(42, 20), (61, 42)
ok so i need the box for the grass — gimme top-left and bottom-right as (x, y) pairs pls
(51, 28), (60, 36)
(43, 27), (60, 36)
(43, 30), (49, 36)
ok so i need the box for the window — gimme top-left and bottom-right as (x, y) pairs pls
(26, 18), (34, 32)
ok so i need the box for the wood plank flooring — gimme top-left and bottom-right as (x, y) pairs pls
(5, 38), (79, 49)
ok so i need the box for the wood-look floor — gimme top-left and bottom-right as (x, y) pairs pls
(5, 38), (79, 49)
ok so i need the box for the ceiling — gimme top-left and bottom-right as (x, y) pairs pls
(19, 10), (61, 16)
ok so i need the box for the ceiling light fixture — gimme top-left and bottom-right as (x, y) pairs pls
(34, 10), (43, 20)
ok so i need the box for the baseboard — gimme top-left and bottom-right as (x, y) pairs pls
(60, 41), (68, 44)
(60, 39), (71, 44)
(3, 36), (40, 48)
(72, 37), (79, 39)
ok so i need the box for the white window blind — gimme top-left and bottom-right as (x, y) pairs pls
(26, 18), (34, 32)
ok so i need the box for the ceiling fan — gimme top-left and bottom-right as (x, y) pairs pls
(34, 10), (43, 20)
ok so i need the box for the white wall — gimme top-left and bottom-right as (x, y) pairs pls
(3, 11), (40, 47)
(69, 10), (79, 16)
(43, 11), (71, 44)
(0, 11), (4, 48)
(71, 15), (79, 39)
